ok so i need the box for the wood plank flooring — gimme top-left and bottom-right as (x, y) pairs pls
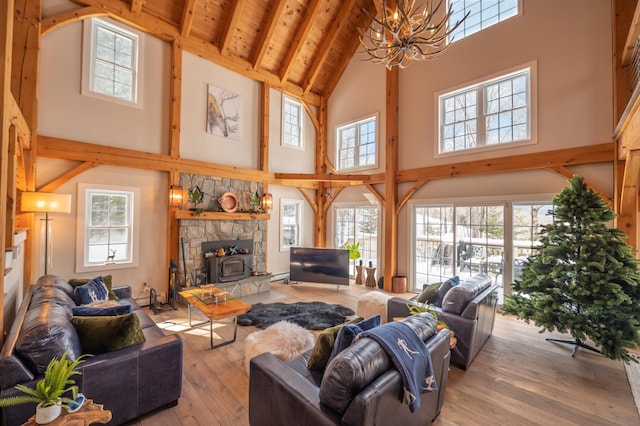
(124, 281), (639, 426)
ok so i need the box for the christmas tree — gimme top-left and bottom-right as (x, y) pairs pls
(502, 175), (640, 361)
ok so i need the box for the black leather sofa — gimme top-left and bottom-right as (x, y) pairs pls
(249, 313), (451, 426)
(388, 274), (499, 370)
(0, 275), (183, 426)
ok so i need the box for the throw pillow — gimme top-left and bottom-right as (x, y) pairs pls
(434, 276), (460, 307)
(69, 275), (119, 301)
(72, 304), (132, 317)
(71, 313), (146, 354)
(415, 282), (441, 304)
(74, 277), (109, 305)
(327, 315), (381, 365)
(307, 316), (363, 371)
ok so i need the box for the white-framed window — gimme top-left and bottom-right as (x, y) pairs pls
(336, 115), (378, 171)
(280, 200), (302, 251)
(282, 96), (303, 149)
(334, 205), (380, 274)
(412, 199), (552, 303)
(82, 18), (144, 107)
(438, 63), (536, 155)
(448, 0), (520, 43)
(75, 183), (140, 273)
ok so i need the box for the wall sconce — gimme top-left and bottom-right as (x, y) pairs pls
(169, 185), (183, 207)
(261, 193), (273, 211)
(21, 192), (72, 275)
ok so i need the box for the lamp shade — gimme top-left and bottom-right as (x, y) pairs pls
(21, 192), (72, 213)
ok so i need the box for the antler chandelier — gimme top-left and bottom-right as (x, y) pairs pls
(358, 0), (469, 69)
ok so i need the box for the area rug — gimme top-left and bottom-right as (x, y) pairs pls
(625, 354), (640, 416)
(237, 301), (355, 329)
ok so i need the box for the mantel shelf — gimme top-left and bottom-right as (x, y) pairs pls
(175, 210), (270, 221)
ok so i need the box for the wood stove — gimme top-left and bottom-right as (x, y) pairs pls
(203, 239), (253, 283)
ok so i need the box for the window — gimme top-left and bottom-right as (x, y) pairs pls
(412, 200), (551, 303)
(449, 0), (520, 43)
(336, 115), (377, 171)
(334, 205), (379, 274)
(76, 184), (140, 273)
(281, 200), (302, 251)
(82, 18), (143, 107)
(438, 65), (534, 155)
(282, 96), (303, 149)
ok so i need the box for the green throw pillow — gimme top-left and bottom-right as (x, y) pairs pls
(308, 316), (363, 371)
(69, 275), (119, 301)
(416, 282), (441, 304)
(71, 313), (146, 354)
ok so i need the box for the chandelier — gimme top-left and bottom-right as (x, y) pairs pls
(358, 0), (469, 69)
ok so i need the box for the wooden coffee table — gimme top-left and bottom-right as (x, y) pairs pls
(179, 287), (251, 349)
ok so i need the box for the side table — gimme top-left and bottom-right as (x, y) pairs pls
(22, 400), (111, 426)
(355, 265), (364, 285)
(365, 267), (376, 287)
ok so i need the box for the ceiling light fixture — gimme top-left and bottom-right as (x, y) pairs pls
(358, 0), (469, 69)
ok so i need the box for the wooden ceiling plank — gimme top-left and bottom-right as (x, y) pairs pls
(38, 162), (98, 193)
(183, 36), (322, 106)
(279, 0), (324, 83)
(180, 0), (199, 39)
(131, 0), (143, 16)
(219, 0), (246, 56)
(324, 26), (363, 98)
(252, 0), (287, 71)
(41, 6), (104, 36)
(303, 0), (355, 94)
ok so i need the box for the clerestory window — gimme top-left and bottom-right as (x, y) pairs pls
(448, 0), (520, 43)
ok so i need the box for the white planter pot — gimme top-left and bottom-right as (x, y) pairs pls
(35, 402), (61, 424)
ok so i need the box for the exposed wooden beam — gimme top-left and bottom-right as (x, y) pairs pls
(298, 187), (318, 215)
(279, 0), (323, 83)
(37, 135), (274, 182)
(621, 0), (640, 65)
(398, 143), (614, 182)
(545, 166), (613, 204)
(396, 178), (429, 215)
(38, 162), (98, 193)
(364, 183), (385, 206)
(259, 82), (270, 173)
(383, 67), (399, 292)
(169, 41), (182, 159)
(41, 6), (104, 36)
(300, 99), (319, 132)
(275, 172), (370, 182)
(252, 0), (287, 71)
(8, 94), (30, 147)
(620, 150), (640, 216)
(184, 36), (322, 107)
(130, 0), (143, 16)
(180, 0), (199, 39)
(303, 0), (355, 95)
(323, 187), (344, 216)
(219, 0), (246, 56)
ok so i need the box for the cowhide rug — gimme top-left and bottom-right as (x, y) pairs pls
(237, 301), (355, 330)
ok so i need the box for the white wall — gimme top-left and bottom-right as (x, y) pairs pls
(328, 0), (614, 282)
(36, 16), (170, 297)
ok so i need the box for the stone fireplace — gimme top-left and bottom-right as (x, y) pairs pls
(177, 174), (269, 297)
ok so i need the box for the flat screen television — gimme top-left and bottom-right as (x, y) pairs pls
(289, 247), (350, 286)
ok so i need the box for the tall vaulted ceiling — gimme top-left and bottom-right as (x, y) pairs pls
(56, 0), (377, 106)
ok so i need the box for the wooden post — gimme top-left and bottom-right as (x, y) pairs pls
(383, 67), (399, 291)
(314, 97), (328, 247)
(167, 40), (182, 288)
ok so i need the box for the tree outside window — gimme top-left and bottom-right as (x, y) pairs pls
(281, 200), (302, 251)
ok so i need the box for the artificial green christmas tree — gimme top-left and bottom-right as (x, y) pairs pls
(502, 175), (640, 361)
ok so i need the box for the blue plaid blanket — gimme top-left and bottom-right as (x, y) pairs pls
(361, 321), (437, 412)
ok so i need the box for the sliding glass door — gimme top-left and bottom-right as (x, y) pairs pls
(335, 205), (379, 275)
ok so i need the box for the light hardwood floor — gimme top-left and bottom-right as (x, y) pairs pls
(125, 281), (640, 426)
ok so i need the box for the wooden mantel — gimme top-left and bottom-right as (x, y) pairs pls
(175, 210), (270, 221)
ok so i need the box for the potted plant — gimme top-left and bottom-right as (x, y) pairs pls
(346, 242), (364, 284)
(0, 351), (90, 424)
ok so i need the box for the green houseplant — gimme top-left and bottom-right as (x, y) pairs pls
(345, 242), (361, 263)
(0, 351), (90, 423)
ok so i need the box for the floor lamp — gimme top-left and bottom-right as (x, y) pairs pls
(21, 192), (72, 275)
